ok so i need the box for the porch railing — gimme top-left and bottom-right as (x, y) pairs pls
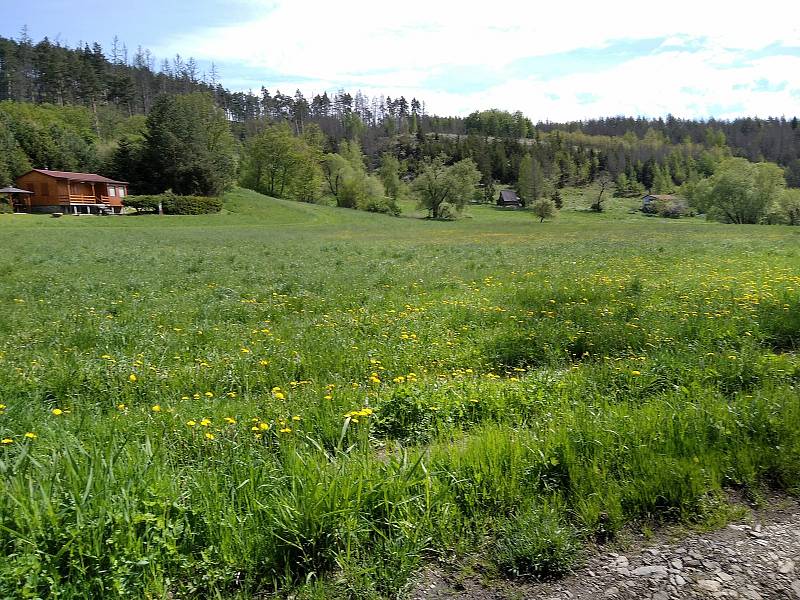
(58, 194), (121, 206)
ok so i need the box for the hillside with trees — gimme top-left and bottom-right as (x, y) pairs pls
(1, 30), (799, 224)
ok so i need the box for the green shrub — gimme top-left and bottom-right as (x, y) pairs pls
(122, 194), (161, 213)
(436, 202), (459, 220)
(361, 195), (400, 216)
(642, 198), (690, 218)
(124, 193), (222, 215)
(492, 502), (580, 579)
(162, 194), (222, 215)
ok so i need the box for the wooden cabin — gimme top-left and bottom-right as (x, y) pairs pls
(14, 169), (128, 214)
(497, 189), (523, 208)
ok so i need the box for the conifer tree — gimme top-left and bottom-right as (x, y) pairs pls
(138, 93), (235, 196)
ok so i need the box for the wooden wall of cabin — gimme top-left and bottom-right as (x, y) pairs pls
(57, 180), (70, 200)
(68, 181), (95, 199)
(15, 172), (61, 207)
(105, 183), (127, 206)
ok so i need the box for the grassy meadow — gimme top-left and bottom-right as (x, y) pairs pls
(1, 188), (799, 598)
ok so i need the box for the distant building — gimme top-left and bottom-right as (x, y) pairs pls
(642, 193), (689, 217)
(642, 194), (680, 208)
(497, 189), (523, 208)
(14, 169), (127, 214)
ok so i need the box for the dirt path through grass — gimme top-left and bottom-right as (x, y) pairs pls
(411, 495), (800, 599)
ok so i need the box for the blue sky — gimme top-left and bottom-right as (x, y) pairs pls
(1, 0), (258, 50)
(3, 0), (800, 121)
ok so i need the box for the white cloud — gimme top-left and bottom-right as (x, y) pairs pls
(156, 0), (800, 119)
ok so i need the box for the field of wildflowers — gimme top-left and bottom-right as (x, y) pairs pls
(0, 188), (798, 598)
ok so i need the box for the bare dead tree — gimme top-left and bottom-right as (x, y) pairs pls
(591, 171), (612, 212)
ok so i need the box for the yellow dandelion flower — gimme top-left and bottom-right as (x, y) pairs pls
(240, 348), (251, 354)
(200, 418), (211, 427)
(204, 391), (214, 398)
(274, 392), (285, 400)
(128, 374), (137, 382)
(259, 359), (270, 366)
(204, 432), (215, 440)
(631, 370), (641, 376)
(186, 420), (197, 427)
(24, 432), (37, 439)
(116, 403), (126, 411)
(258, 422), (270, 430)
(151, 405), (161, 412)
(324, 394), (333, 400)
(224, 417), (236, 425)
(279, 427), (292, 433)
(51, 408), (64, 416)
(292, 415), (301, 421)
(1, 438), (13, 444)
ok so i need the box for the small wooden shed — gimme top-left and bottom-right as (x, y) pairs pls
(0, 186), (35, 212)
(497, 189), (523, 208)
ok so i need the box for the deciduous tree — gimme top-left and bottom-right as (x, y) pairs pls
(240, 123), (320, 201)
(689, 158), (785, 224)
(411, 156), (481, 219)
(590, 171), (613, 212)
(532, 197), (557, 222)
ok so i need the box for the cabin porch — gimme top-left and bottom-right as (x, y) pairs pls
(60, 196), (123, 214)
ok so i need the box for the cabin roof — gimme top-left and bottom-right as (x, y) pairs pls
(26, 169), (128, 185)
(0, 186), (34, 194)
(499, 189), (521, 202)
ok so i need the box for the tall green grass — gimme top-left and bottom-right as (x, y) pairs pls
(0, 188), (798, 597)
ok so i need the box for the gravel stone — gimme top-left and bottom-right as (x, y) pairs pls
(633, 565), (668, 577)
(780, 560), (796, 574)
(409, 495), (800, 600)
(698, 579), (722, 592)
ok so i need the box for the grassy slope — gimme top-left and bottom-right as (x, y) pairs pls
(0, 188), (799, 598)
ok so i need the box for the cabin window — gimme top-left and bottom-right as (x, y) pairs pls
(108, 186), (116, 197)
(118, 187), (126, 197)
